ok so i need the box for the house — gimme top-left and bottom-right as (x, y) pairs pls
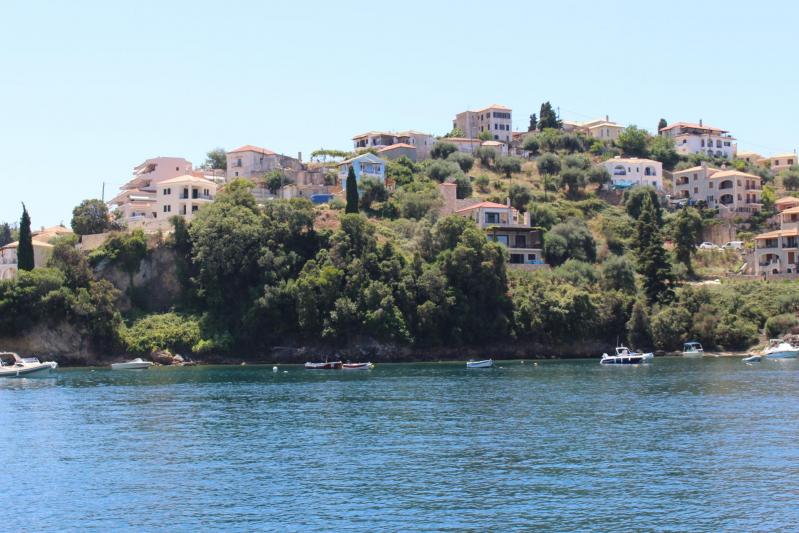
(672, 162), (761, 217)
(659, 121), (736, 159)
(736, 151), (763, 166)
(338, 153), (387, 190)
(111, 157), (193, 225)
(775, 196), (799, 212)
(225, 145), (302, 180)
(452, 104), (512, 143)
(153, 176), (216, 221)
(352, 130), (436, 160)
(754, 207), (799, 275)
(563, 116), (625, 142)
(603, 156), (663, 190)
(761, 153), (797, 174)
(0, 226), (73, 280)
(377, 143), (417, 161)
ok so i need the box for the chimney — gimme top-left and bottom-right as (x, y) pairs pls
(701, 160), (708, 171)
(605, 114), (609, 122)
(506, 197), (511, 207)
(297, 152), (302, 162)
(439, 182), (458, 215)
(699, 118), (703, 127)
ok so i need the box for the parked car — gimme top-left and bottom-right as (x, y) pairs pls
(698, 242), (719, 250)
(722, 241), (744, 250)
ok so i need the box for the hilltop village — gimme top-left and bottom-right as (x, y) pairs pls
(3, 101), (799, 363)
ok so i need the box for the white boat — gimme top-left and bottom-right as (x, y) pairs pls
(743, 354), (762, 363)
(342, 362), (374, 370)
(682, 341), (704, 358)
(304, 361), (342, 369)
(110, 358), (153, 370)
(762, 339), (799, 360)
(0, 352), (58, 377)
(466, 359), (493, 368)
(600, 346), (653, 365)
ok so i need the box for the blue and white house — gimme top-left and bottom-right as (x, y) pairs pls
(338, 153), (387, 191)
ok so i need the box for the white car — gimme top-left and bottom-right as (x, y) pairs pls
(698, 242), (719, 250)
(722, 241), (744, 250)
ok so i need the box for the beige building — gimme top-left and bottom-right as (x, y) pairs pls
(226, 145), (302, 180)
(672, 163), (761, 217)
(352, 130), (436, 160)
(563, 116), (625, 142)
(736, 151), (763, 165)
(453, 104), (512, 143)
(761, 153), (797, 174)
(754, 208), (799, 275)
(120, 175), (218, 232)
(0, 226), (73, 280)
(111, 156), (194, 225)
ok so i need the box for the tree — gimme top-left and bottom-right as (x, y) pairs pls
(672, 207), (702, 274)
(359, 177), (388, 211)
(474, 146), (497, 167)
(635, 195), (673, 304)
(495, 156), (522, 180)
(443, 127), (465, 138)
(627, 300), (653, 349)
(543, 219), (596, 266)
(71, 199), (111, 235)
(521, 135), (540, 156)
(17, 204), (34, 271)
(475, 175), (490, 193)
(624, 186), (662, 223)
(587, 165), (611, 190)
(509, 184), (532, 212)
(203, 148), (227, 170)
(538, 101), (561, 130)
(536, 153), (561, 176)
(781, 168), (799, 191)
(560, 167), (586, 198)
(528, 203), (559, 230)
(345, 166), (359, 214)
(454, 176), (472, 200)
(528, 114), (537, 132)
(264, 169), (290, 194)
(0, 223), (11, 247)
(648, 135), (679, 170)
(615, 125), (649, 157)
(431, 142), (457, 159)
(447, 152), (474, 173)
(427, 160), (462, 182)
(600, 255), (636, 293)
(657, 118), (668, 133)
(477, 130), (493, 141)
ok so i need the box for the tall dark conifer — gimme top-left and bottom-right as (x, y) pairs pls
(635, 195), (673, 304)
(345, 166), (359, 214)
(17, 203), (34, 271)
(0, 223), (11, 247)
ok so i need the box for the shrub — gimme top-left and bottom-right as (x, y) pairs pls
(430, 142), (457, 160)
(475, 175), (490, 193)
(427, 160), (463, 183)
(447, 152), (474, 173)
(765, 313), (799, 338)
(121, 312), (206, 355)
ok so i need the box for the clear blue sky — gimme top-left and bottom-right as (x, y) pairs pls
(2, 0), (798, 228)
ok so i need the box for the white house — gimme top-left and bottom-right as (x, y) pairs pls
(111, 156), (194, 226)
(659, 121), (736, 159)
(603, 156), (663, 189)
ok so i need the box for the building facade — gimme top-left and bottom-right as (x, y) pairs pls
(659, 121), (736, 159)
(754, 207), (799, 275)
(338, 153), (387, 190)
(0, 226), (73, 280)
(761, 153), (797, 174)
(225, 145), (302, 180)
(603, 156), (663, 189)
(672, 163), (761, 216)
(352, 131), (435, 160)
(452, 104), (512, 143)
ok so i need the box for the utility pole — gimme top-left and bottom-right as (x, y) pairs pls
(101, 181), (106, 202)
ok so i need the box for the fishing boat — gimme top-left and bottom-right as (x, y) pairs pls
(342, 362), (374, 370)
(304, 361), (343, 369)
(682, 341), (704, 358)
(762, 339), (799, 360)
(0, 352), (58, 377)
(600, 346), (653, 365)
(466, 359), (494, 369)
(110, 358), (153, 370)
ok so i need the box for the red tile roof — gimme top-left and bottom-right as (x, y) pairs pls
(455, 201), (510, 213)
(659, 122), (728, 133)
(228, 145), (277, 155)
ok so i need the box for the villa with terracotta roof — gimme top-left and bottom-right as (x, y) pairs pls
(603, 156), (663, 190)
(659, 121), (736, 159)
(754, 206), (799, 275)
(775, 196), (799, 211)
(672, 162), (761, 217)
(452, 104), (512, 143)
(352, 130), (436, 160)
(0, 225), (73, 280)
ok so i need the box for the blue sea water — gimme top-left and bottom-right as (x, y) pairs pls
(2, 358), (799, 531)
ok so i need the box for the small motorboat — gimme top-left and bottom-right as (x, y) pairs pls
(743, 354), (762, 363)
(682, 341), (704, 358)
(342, 362), (374, 370)
(304, 361), (343, 369)
(0, 352), (58, 377)
(600, 346), (653, 365)
(466, 359), (494, 369)
(762, 339), (799, 360)
(110, 358), (153, 370)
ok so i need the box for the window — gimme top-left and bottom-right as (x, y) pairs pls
(527, 253), (537, 262)
(694, 187), (699, 193)
(709, 182), (714, 189)
(724, 141), (731, 146)
(163, 205), (171, 213)
(175, 166), (179, 171)
(514, 235), (526, 248)
(701, 139), (705, 147)
(492, 235), (509, 246)
(494, 135), (499, 140)
(509, 253), (524, 264)
(192, 205), (198, 213)
(235, 171), (239, 177)
(485, 212), (500, 224)
(162, 188), (171, 195)
(693, 174), (697, 181)
(716, 140), (722, 148)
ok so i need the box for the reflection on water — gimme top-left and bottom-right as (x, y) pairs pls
(2, 358), (799, 530)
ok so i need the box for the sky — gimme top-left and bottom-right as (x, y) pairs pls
(2, 0), (798, 227)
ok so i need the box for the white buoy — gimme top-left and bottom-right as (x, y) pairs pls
(272, 366), (278, 372)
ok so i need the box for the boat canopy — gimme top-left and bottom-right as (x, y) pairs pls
(0, 352), (23, 363)
(684, 341), (702, 348)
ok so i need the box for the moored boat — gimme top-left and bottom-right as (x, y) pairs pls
(304, 361), (343, 369)
(0, 352), (58, 377)
(743, 354), (762, 363)
(342, 362), (374, 370)
(762, 339), (799, 360)
(110, 358), (153, 370)
(682, 341), (704, 358)
(600, 346), (653, 365)
(466, 359), (494, 369)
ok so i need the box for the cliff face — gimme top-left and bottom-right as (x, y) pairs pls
(0, 322), (108, 365)
(95, 246), (182, 312)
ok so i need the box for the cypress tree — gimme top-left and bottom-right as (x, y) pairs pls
(17, 203), (34, 271)
(657, 118), (668, 133)
(345, 166), (359, 214)
(635, 195), (673, 304)
(0, 223), (11, 247)
(528, 113), (537, 132)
